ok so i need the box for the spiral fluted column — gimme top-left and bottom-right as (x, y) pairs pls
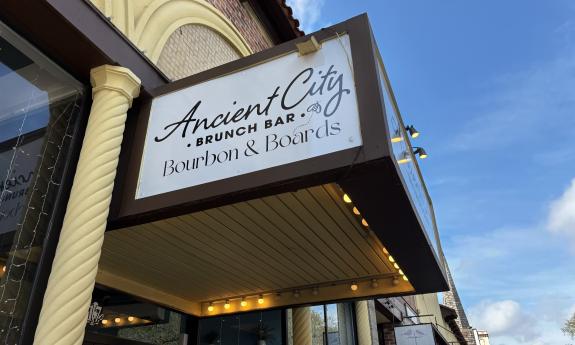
(292, 307), (312, 345)
(355, 300), (374, 345)
(33, 65), (140, 345)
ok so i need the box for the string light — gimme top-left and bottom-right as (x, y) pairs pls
(240, 298), (248, 307)
(388, 255), (395, 263)
(352, 207), (360, 215)
(361, 219), (368, 227)
(343, 194), (352, 203)
(224, 300), (231, 309)
(258, 295), (264, 305)
(393, 263), (399, 269)
(102, 319), (109, 325)
(207, 303), (214, 312)
(114, 317), (121, 323)
(350, 282), (358, 291)
(402, 275), (409, 281)
(128, 316), (134, 322)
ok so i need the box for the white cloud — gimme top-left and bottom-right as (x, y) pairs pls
(285, 0), (326, 33)
(547, 178), (575, 248)
(469, 300), (546, 344)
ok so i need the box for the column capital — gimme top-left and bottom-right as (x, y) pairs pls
(90, 64), (141, 106)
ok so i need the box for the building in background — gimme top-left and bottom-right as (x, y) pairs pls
(0, 1), (484, 344)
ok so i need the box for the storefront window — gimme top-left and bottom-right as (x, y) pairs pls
(198, 310), (283, 345)
(287, 304), (355, 345)
(0, 21), (84, 342)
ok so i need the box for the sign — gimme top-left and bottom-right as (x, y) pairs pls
(137, 35), (361, 199)
(394, 324), (435, 345)
(86, 301), (104, 326)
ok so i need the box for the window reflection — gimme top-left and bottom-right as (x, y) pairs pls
(0, 20), (84, 343)
(198, 310), (283, 345)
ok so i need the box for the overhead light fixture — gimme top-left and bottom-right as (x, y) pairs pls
(241, 298), (248, 307)
(413, 147), (428, 159)
(406, 125), (420, 138)
(258, 295), (265, 304)
(370, 279), (379, 288)
(343, 194), (352, 203)
(224, 300), (231, 309)
(402, 275), (409, 281)
(353, 207), (360, 215)
(101, 319), (109, 325)
(392, 277), (399, 286)
(391, 129), (403, 143)
(398, 269), (404, 275)
(393, 263), (399, 270)
(397, 151), (411, 164)
(350, 282), (358, 291)
(207, 302), (214, 312)
(114, 317), (121, 324)
(128, 316), (134, 322)
(388, 255), (395, 263)
(361, 219), (369, 227)
(382, 247), (389, 255)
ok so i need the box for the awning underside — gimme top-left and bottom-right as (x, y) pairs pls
(97, 183), (414, 316)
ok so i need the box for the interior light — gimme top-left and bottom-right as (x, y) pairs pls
(102, 319), (109, 325)
(350, 282), (358, 291)
(258, 295), (264, 304)
(414, 147), (428, 159)
(398, 269), (404, 275)
(370, 279), (379, 288)
(1, 266), (5, 273)
(353, 207), (360, 215)
(224, 300), (231, 309)
(114, 317), (121, 323)
(382, 247), (389, 255)
(208, 303), (214, 312)
(406, 125), (420, 138)
(403, 275), (409, 281)
(391, 129), (403, 143)
(241, 298), (248, 307)
(128, 316), (134, 322)
(393, 263), (399, 269)
(361, 219), (368, 227)
(397, 152), (411, 164)
(388, 255), (395, 263)
(343, 194), (352, 203)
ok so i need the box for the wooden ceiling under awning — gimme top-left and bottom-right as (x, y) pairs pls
(96, 183), (414, 316)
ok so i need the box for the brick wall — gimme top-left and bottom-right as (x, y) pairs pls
(206, 0), (273, 52)
(380, 323), (396, 345)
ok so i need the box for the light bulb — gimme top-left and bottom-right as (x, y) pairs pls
(361, 219), (368, 227)
(370, 279), (378, 288)
(388, 255), (395, 263)
(128, 316), (135, 322)
(393, 263), (399, 269)
(350, 282), (358, 291)
(114, 317), (121, 323)
(382, 247), (389, 255)
(208, 303), (214, 312)
(224, 300), (231, 309)
(258, 295), (264, 304)
(343, 194), (352, 203)
(102, 319), (109, 325)
(398, 269), (404, 275)
(2, 266), (5, 273)
(353, 207), (360, 215)
(392, 278), (399, 286)
(402, 275), (409, 281)
(241, 298), (248, 307)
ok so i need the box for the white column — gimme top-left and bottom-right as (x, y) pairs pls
(33, 65), (140, 345)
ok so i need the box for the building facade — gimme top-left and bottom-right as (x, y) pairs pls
(0, 1), (468, 344)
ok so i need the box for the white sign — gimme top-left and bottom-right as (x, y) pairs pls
(137, 35), (362, 199)
(394, 324), (435, 345)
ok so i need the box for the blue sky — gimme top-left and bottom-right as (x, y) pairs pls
(287, 1), (575, 344)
